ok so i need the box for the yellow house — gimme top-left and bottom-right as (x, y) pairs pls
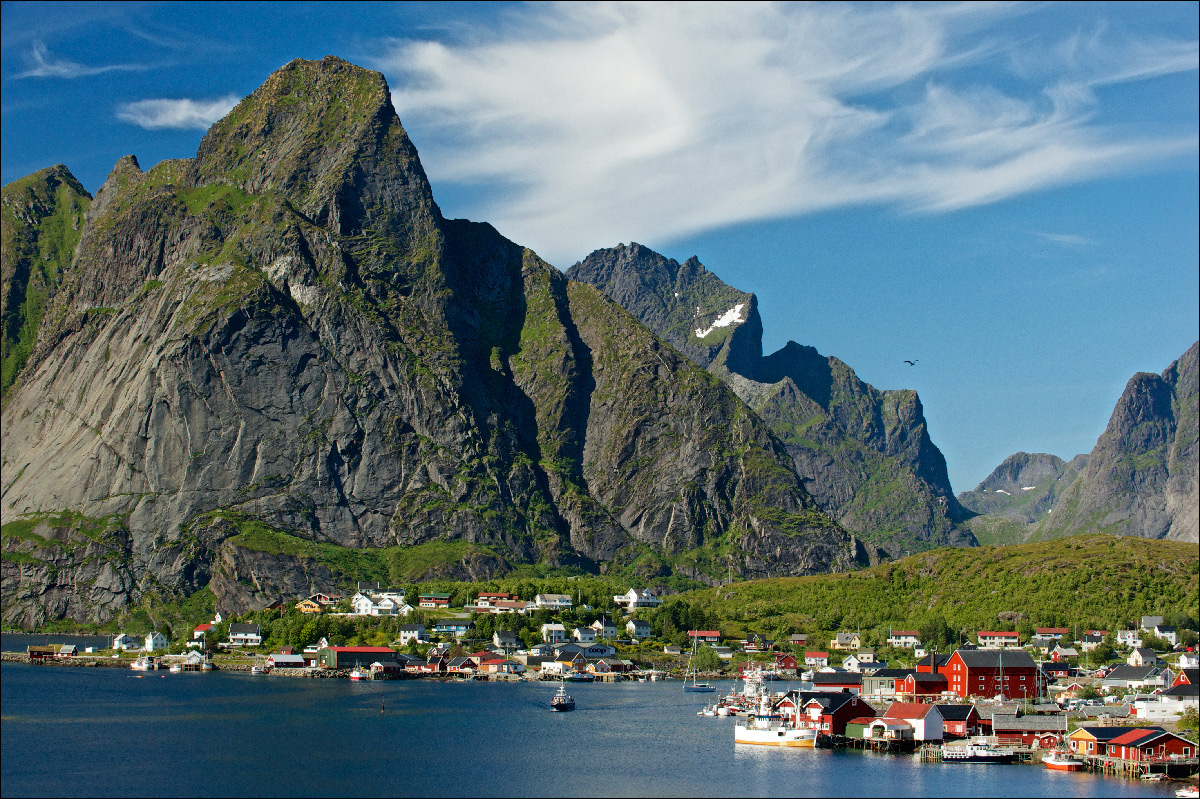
(295, 599), (323, 614)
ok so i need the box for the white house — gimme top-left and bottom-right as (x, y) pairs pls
(112, 633), (139, 650)
(590, 617), (619, 639)
(1180, 652), (1199, 670)
(572, 627), (597, 644)
(228, 623), (262, 647)
(541, 623), (567, 644)
(977, 631), (1021, 649)
(613, 589), (662, 611)
(398, 625), (429, 645)
(1129, 648), (1160, 668)
(534, 593), (573, 610)
(144, 632), (169, 652)
(883, 702), (944, 742)
(842, 652), (875, 672)
(1116, 629), (1143, 649)
(887, 631), (921, 649)
(626, 619), (652, 639)
(1153, 625), (1178, 646)
(351, 591), (411, 617)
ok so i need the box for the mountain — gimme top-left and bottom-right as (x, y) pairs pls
(567, 243), (973, 557)
(961, 342), (1198, 545)
(0, 57), (874, 628)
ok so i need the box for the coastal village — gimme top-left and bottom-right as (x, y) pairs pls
(15, 585), (1198, 783)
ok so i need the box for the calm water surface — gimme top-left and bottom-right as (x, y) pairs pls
(0, 662), (1181, 797)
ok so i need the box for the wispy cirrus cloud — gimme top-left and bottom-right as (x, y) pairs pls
(115, 96), (239, 130)
(17, 41), (148, 79)
(1036, 232), (1093, 247)
(376, 2), (1198, 265)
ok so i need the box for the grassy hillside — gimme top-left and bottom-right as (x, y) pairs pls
(676, 534), (1198, 641)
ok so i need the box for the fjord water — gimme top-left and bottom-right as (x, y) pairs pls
(0, 663), (1172, 798)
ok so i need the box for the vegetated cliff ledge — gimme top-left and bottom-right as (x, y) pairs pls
(568, 243), (974, 558)
(961, 342), (1199, 546)
(0, 56), (875, 628)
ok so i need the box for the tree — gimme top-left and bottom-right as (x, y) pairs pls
(695, 644), (720, 673)
(1078, 685), (1100, 700)
(1177, 706), (1199, 733)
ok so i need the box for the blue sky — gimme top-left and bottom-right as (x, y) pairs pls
(3, 1), (1197, 493)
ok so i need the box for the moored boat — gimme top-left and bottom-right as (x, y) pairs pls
(942, 738), (1016, 764)
(1043, 750), (1083, 771)
(733, 693), (818, 748)
(168, 662), (183, 674)
(1175, 785), (1199, 798)
(348, 666), (367, 680)
(130, 656), (154, 671)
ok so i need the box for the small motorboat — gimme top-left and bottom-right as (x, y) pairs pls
(551, 683), (575, 712)
(1141, 773), (1167, 782)
(942, 738), (1017, 764)
(565, 673), (594, 682)
(1043, 750), (1083, 771)
(250, 664), (266, 676)
(1174, 785), (1199, 798)
(348, 667), (367, 681)
(169, 662), (183, 673)
(200, 660), (214, 671)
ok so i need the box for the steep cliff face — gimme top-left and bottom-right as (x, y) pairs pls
(1034, 342), (1198, 543)
(1, 165), (91, 398)
(1, 58), (868, 624)
(568, 244), (972, 557)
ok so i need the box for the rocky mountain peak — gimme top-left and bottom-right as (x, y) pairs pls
(189, 56), (439, 238)
(568, 242), (972, 556)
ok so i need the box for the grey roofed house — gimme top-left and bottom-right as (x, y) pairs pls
(1161, 682), (1199, 698)
(493, 630), (520, 647)
(866, 668), (917, 679)
(991, 713), (1069, 733)
(1079, 704), (1131, 718)
(811, 671), (862, 686)
(1104, 664), (1162, 683)
(1140, 616), (1164, 631)
(1029, 636), (1057, 650)
(230, 623), (260, 634)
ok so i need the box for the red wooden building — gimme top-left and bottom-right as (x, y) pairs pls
(945, 649), (1046, 699)
(1106, 729), (1197, 761)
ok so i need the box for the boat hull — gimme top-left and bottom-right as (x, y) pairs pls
(1043, 758), (1083, 772)
(684, 684), (715, 693)
(943, 754), (1016, 764)
(734, 726), (817, 748)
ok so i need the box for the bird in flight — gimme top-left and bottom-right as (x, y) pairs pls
(903, 359), (918, 366)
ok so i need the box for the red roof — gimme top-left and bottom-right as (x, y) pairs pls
(805, 651), (829, 658)
(194, 623), (212, 632)
(884, 702), (939, 719)
(327, 646), (396, 653)
(689, 630), (721, 637)
(1036, 627), (1069, 634)
(1108, 729), (1159, 746)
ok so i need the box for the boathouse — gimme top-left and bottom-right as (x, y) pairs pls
(315, 646), (398, 670)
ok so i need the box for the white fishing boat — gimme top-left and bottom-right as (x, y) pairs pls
(168, 662), (183, 673)
(200, 660), (214, 671)
(734, 693), (818, 747)
(551, 681), (575, 712)
(348, 666), (367, 680)
(130, 656), (154, 671)
(942, 738), (1016, 764)
(1042, 750), (1082, 771)
(1174, 785), (1199, 798)
(251, 664), (267, 676)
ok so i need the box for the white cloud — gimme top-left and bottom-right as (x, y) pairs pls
(18, 41), (147, 79)
(1036, 232), (1092, 247)
(116, 96), (239, 130)
(376, 2), (1198, 265)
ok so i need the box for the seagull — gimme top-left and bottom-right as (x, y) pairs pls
(903, 359), (919, 366)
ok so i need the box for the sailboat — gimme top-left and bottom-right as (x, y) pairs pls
(683, 636), (715, 693)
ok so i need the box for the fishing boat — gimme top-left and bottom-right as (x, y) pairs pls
(200, 660), (214, 671)
(130, 656), (154, 671)
(168, 662), (183, 674)
(565, 672), (594, 682)
(734, 693), (817, 747)
(942, 738), (1017, 764)
(348, 667), (367, 681)
(1043, 750), (1083, 771)
(551, 682), (575, 712)
(1174, 785), (1199, 798)
(1141, 773), (1168, 782)
(683, 637), (715, 693)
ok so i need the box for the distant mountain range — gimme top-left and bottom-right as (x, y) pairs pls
(960, 342), (1198, 545)
(568, 244), (974, 557)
